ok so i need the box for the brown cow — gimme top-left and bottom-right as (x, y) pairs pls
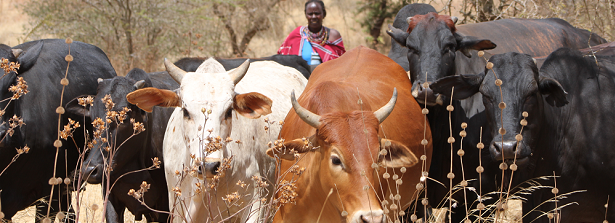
(267, 46), (432, 223)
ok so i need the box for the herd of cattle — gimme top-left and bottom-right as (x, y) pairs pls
(1, 3), (614, 223)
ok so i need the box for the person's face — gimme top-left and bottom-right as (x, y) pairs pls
(305, 2), (324, 29)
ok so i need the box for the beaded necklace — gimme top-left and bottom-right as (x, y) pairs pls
(301, 26), (328, 46)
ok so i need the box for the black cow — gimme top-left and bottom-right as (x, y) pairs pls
(66, 68), (178, 222)
(431, 48), (615, 222)
(174, 54), (311, 79)
(387, 3), (436, 71)
(386, 6), (606, 222)
(0, 39), (116, 220)
(387, 12), (606, 106)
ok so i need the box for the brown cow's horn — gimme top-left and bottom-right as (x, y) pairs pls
(164, 58), (186, 83)
(406, 17), (413, 24)
(229, 59), (250, 85)
(134, 80), (146, 89)
(373, 88), (398, 123)
(12, 49), (23, 58)
(451, 16), (459, 24)
(291, 90), (320, 128)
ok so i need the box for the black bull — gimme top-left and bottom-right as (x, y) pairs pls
(0, 39), (116, 220)
(386, 4), (606, 222)
(432, 46), (615, 222)
(66, 68), (178, 222)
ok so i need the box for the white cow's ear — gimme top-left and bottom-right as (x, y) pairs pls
(126, 87), (181, 112)
(233, 92), (272, 119)
(266, 136), (315, 160)
(379, 139), (419, 168)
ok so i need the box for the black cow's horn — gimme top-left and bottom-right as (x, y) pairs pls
(373, 88), (398, 123)
(164, 58), (186, 83)
(451, 16), (459, 24)
(134, 80), (146, 89)
(291, 90), (320, 128)
(12, 49), (23, 58)
(228, 59), (250, 85)
(406, 17), (413, 24)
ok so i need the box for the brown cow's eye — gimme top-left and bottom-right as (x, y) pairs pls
(331, 156), (342, 166)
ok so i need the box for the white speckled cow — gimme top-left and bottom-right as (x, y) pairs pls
(127, 58), (307, 222)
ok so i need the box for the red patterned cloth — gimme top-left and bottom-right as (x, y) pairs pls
(277, 26), (346, 63)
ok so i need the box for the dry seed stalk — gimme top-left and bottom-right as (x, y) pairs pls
(482, 53), (509, 223)
(447, 86), (455, 223)
(47, 38), (73, 219)
(458, 122), (470, 223)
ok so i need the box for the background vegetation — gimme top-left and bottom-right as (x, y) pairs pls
(3, 0), (611, 75)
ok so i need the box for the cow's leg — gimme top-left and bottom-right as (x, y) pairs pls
(522, 189), (544, 223)
(104, 197), (125, 223)
(35, 194), (73, 223)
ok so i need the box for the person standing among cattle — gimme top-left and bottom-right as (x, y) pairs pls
(277, 0), (345, 66)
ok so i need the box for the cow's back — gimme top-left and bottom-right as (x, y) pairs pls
(457, 18), (606, 57)
(230, 61), (308, 175)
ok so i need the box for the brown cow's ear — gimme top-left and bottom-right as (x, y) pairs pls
(126, 87), (181, 112)
(234, 92), (272, 119)
(266, 136), (315, 161)
(379, 139), (419, 168)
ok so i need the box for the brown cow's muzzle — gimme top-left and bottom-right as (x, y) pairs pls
(351, 210), (385, 223)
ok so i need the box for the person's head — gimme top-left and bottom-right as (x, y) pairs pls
(305, 0), (326, 31)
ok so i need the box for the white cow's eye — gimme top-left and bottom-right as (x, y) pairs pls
(182, 108), (190, 119)
(225, 108), (233, 119)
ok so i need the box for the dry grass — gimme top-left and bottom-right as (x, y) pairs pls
(11, 184), (145, 223)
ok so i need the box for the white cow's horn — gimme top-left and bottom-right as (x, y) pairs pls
(164, 58), (186, 83)
(373, 88), (398, 123)
(291, 90), (321, 128)
(229, 59), (250, 85)
(451, 16), (459, 24)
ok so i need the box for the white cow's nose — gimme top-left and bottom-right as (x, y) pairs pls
(200, 158), (221, 178)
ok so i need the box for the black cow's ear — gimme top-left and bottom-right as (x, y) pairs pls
(15, 41), (43, 74)
(65, 95), (93, 118)
(431, 73), (485, 100)
(539, 77), (568, 107)
(456, 34), (496, 58)
(386, 24), (409, 47)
